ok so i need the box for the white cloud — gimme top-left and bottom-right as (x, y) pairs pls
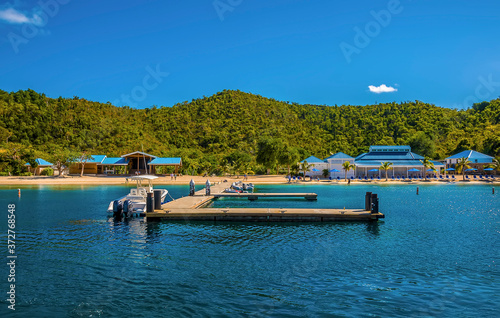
(368, 84), (398, 94)
(0, 7), (43, 26)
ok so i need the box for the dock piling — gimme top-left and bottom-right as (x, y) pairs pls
(146, 192), (154, 212)
(153, 190), (162, 210)
(370, 193), (379, 214)
(365, 192), (372, 211)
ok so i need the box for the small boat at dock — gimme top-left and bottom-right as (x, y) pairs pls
(107, 175), (168, 218)
(231, 181), (254, 192)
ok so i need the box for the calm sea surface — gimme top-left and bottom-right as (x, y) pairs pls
(0, 183), (499, 317)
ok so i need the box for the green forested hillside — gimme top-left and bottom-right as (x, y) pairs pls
(1, 89), (499, 175)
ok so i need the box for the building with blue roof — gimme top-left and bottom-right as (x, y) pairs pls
(355, 145), (444, 177)
(445, 150), (494, 173)
(324, 152), (355, 179)
(25, 158), (54, 175)
(299, 156), (328, 177)
(69, 151), (183, 175)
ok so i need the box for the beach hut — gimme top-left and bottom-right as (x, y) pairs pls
(100, 157), (129, 175)
(120, 151), (158, 175)
(25, 158), (53, 175)
(69, 155), (106, 174)
(148, 157), (183, 175)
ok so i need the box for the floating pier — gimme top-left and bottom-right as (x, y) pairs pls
(212, 192), (317, 200)
(144, 181), (384, 222)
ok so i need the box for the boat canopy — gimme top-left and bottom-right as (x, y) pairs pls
(126, 175), (159, 181)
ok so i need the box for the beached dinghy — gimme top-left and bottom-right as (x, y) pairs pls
(107, 175), (168, 218)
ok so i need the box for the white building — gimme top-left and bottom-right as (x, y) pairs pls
(324, 152), (355, 179)
(299, 156), (328, 177)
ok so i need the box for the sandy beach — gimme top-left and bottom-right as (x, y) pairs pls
(0, 174), (497, 186)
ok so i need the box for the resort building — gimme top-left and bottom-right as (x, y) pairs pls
(300, 156), (328, 177)
(25, 158), (54, 175)
(69, 152), (182, 175)
(323, 152), (355, 179)
(445, 150), (494, 173)
(69, 155), (107, 174)
(354, 146), (444, 178)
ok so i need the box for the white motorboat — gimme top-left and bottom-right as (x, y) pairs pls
(107, 175), (168, 218)
(231, 181), (254, 192)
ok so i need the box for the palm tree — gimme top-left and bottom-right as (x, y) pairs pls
(342, 161), (355, 181)
(486, 157), (500, 175)
(300, 160), (313, 180)
(419, 157), (435, 180)
(379, 162), (393, 181)
(456, 157), (471, 181)
(322, 169), (329, 178)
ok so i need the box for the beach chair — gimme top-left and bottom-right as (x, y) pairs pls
(336, 176), (340, 181)
(452, 175), (456, 181)
(391, 176), (395, 180)
(466, 175), (470, 180)
(358, 176), (362, 181)
(351, 176), (354, 180)
(370, 176), (374, 180)
(479, 175), (484, 180)
(446, 175), (450, 180)
(473, 175), (477, 180)
(364, 176), (368, 181)
(377, 176), (380, 180)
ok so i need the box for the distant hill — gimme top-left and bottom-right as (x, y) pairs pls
(0, 88), (499, 174)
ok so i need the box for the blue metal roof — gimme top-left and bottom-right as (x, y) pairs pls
(148, 157), (182, 165)
(300, 156), (325, 164)
(355, 160), (444, 167)
(369, 145), (411, 152)
(356, 151), (424, 161)
(446, 150), (493, 160)
(324, 152), (354, 161)
(25, 158), (53, 166)
(101, 157), (129, 165)
(84, 155), (107, 164)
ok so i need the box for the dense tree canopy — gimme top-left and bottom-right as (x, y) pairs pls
(0, 88), (499, 175)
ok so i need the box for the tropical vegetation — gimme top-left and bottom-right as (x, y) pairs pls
(1, 88), (500, 175)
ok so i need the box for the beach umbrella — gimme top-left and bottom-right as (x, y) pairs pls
(312, 168), (319, 172)
(426, 169), (434, 172)
(446, 168), (455, 171)
(465, 168), (477, 172)
(329, 169), (340, 172)
(368, 168), (378, 172)
(408, 168), (420, 172)
(484, 168), (494, 171)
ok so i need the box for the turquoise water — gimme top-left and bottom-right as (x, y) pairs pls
(0, 183), (499, 317)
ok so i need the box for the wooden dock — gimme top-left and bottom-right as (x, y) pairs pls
(212, 192), (317, 200)
(144, 181), (384, 222)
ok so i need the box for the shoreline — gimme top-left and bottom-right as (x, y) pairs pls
(0, 175), (498, 186)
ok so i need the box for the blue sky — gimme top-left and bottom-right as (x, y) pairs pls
(0, 0), (499, 109)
